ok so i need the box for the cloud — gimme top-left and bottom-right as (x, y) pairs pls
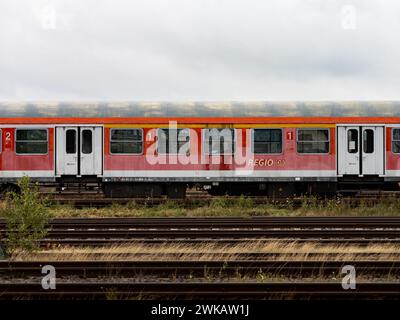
(0, 0), (399, 100)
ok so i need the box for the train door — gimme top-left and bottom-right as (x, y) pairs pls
(337, 125), (384, 176)
(56, 126), (103, 176)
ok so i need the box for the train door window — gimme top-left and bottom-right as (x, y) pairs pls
(203, 128), (235, 155)
(347, 129), (358, 153)
(363, 129), (374, 154)
(66, 129), (76, 154)
(110, 129), (143, 154)
(252, 129), (282, 154)
(392, 129), (400, 153)
(157, 128), (189, 154)
(82, 130), (92, 154)
(297, 129), (329, 154)
(16, 129), (48, 154)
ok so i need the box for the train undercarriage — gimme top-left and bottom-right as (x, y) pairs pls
(2, 175), (399, 200)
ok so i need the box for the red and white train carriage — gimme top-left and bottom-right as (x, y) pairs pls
(0, 101), (400, 198)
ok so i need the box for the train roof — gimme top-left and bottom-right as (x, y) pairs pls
(0, 101), (400, 118)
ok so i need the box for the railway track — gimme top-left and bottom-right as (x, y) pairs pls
(1, 260), (399, 277)
(37, 190), (400, 207)
(1, 260), (399, 299)
(38, 216), (400, 228)
(1, 217), (400, 299)
(2, 281), (400, 299)
(2, 216), (400, 246)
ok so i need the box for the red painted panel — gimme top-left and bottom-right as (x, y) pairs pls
(0, 128), (54, 171)
(386, 126), (400, 170)
(104, 127), (336, 172)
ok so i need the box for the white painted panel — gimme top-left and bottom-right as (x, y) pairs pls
(362, 126), (384, 175)
(80, 126), (102, 176)
(56, 127), (64, 176)
(56, 127), (78, 176)
(56, 126), (102, 176)
(338, 126), (360, 175)
(385, 170), (400, 177)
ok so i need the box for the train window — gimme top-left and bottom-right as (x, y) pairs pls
(297, 129), (329, 154)
(16, 129), (48, 154)
(392, 129), (400, 153)
(203, 128), (235, 155)
(157, 128), (189, 154)
(82, 130), (92, 154)
(253, 129), (282, 154)
(66, 129), (76, 154)
(347, 129), (358, 154)
(363, 129), (374, 154)
(110, 129), (143, 154)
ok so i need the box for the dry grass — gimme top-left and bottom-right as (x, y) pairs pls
(11, 241), (400, 262)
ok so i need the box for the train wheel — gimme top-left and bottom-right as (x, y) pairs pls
(207, 185), (227, 196)
(0, 184), (20, 199)
(166, 184), (187, 199)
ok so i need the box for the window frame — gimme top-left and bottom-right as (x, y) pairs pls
(363, 128), (375, 154)
(156, 128), (190, 155)
(296, 128), (330, 155)
(392, 128), (400, 154)
(202, 128), (236, 155)
(109, 128), (144, 155)
(15, 128), (49, 155)
(65, 128), (77, 154)
(81, 129), (93, 155)
(251, 128), (283, 155)
(347, 128), (359, 154)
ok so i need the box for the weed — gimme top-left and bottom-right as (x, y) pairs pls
(1, 177), (51, 255)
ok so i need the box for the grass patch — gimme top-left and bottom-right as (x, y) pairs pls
(11, 241), (400, 262)
(40, 196), (400, 218)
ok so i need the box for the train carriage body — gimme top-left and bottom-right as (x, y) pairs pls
(1, 101), (400, 197)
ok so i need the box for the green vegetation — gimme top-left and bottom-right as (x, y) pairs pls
(0, 177), (51, 255)
(44, 194), (400, 218)
(1, 182), (400, 221)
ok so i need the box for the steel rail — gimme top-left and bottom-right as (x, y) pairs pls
(1, 282), (399, 299)
(2, 217), (400, 246)
(4, 216), (400, 229)
(36, 238), (400, 246)
(1, 260), (399, 277)
(34, 229), (400, 239)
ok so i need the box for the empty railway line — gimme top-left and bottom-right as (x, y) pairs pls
(2, 282), (400, 299)
(2, 216), (400, 246)
(1, 260), (399, 277)
(1, 260), (400, 299)
(2, 217), (400, 299)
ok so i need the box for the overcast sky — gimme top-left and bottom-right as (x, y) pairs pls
(0, 0), (399, 101)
